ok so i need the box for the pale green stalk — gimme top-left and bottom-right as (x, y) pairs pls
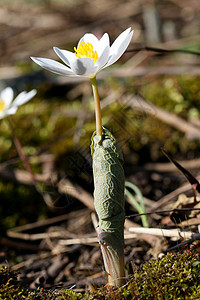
(90, 77), (102, 138)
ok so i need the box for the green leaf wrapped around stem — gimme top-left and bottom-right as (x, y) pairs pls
(91, 127), (125, 286)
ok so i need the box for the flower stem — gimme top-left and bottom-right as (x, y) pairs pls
(90, 77), (102, 138)
(7, 118), (53, 208)
(7, 118), (37, 185)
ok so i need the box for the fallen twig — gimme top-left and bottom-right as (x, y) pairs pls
(120, 94), (200, 140)
(57, 178), (94, 210)
(129, 227), (195, 239)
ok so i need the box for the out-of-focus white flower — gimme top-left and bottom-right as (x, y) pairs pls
(0, 87), (37, 120)
(31, 28), (134, 79)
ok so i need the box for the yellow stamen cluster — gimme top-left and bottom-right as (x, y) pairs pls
(74, 42), (98, 63)
(0, 101), (5, 111)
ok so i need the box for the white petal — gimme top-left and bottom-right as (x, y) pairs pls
(95, 33), (110, 57)
(53, 47), (76, 67)
(12, 91), (26, 106)
(12, 89), (37, 107)
(4, 106), (18, 116)
(70, 57), (98, 77)
(1, 87), (14, 108)
(95, 45), (110, 70)
(31, 57), (75, 76)
(0, 111), (6, 119)
(104, 28), (134, 68)
(99, 33), (110, 47)
(77, 33), (99, 48)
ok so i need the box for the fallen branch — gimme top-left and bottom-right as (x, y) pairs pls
(149, 174), (200, 211)
(57, 178), (94, 211)
(0, 165), (55, 185)
(121, 94), (200, 140)
(129, 227), (195, 239)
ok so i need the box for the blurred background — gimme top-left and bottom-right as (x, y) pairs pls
(0, 0), (200, 287)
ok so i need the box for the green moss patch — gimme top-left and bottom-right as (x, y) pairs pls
(1, 249), (200, 299)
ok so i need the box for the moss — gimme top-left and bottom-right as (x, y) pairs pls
(132, 250), (200, 299)
(0, 266), (29, 300)
(0, 266), (83, 300)
(1, 249), (200, 299)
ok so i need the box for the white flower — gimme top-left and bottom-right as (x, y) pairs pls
(31, 27), (133, 79)
(0, 87), (37, 120)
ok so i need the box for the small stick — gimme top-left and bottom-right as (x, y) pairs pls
(129, 227), (195, 239)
